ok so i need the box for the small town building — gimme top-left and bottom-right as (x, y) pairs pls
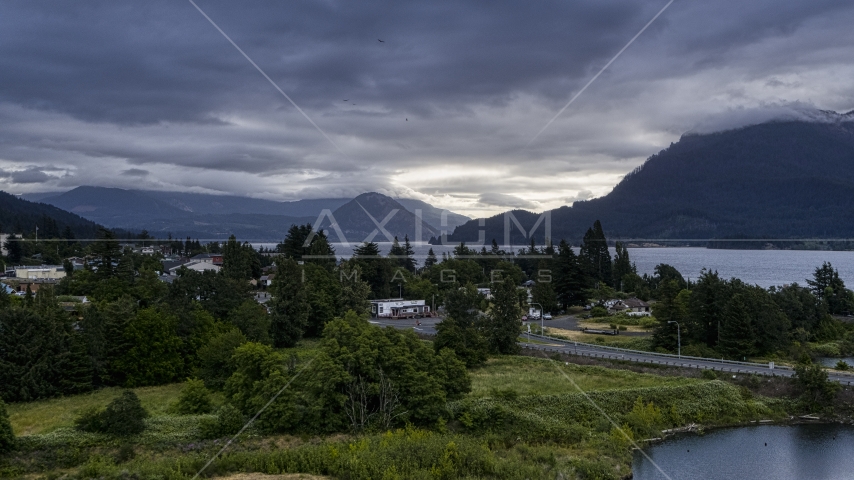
(191, 253), (223, 266)
(370, 298), (433, 319)
(14, 265), (66, 280)
(607, 297), (651, 316)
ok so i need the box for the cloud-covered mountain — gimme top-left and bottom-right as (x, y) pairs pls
(444, 117), (854, 245)
(27, 187), (468, 241)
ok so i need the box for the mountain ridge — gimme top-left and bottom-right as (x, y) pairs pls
(443, 118), (854, 246)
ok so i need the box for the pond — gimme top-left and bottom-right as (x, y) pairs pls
(632, 423), (854, 480)
(817, 356), (854, 369)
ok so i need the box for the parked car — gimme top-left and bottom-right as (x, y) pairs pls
(543, 313), (553, 320)
(521, 315), (528, 321)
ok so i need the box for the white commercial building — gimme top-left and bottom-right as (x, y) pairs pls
(14, 265), (66, 280)
(370, 298), (432, 319)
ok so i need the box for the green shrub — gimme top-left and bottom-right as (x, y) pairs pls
(835, 360), (850, 371)
(172, 378), (213, 415)
(200, 404), (246, 439)
(590, 306), (608, 318)
(638, 317), (658, 329)
(195, 328), (247, 390)
(0, 398), (15, 453)
(701, 369), (718, 380)
(811, 342), (841, 357)
(75, 390), (148, 436)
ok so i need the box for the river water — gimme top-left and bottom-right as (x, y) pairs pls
(255, 244), (854, 289)
(632, 424), (854, 480)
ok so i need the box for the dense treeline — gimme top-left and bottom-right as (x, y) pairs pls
(3, 217), (853, 419)
(651, 262), (854, 359)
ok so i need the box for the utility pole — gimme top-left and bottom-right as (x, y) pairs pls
(668, 321), (681, 358)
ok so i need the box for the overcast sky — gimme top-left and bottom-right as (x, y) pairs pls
(1, 0), (853, 217)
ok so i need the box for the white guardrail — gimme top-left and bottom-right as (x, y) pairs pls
(523, 332), (792, 370)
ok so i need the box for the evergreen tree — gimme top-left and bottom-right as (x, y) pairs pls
(612, 242), (636, 291)
(92, 228), (121, 279)
(0, 398), (15, 453)
(3, 234), (22, 263)
(351, 242), (391, 299)
(337, 261), (371, 316)
(579, 220), (612, 287)
(116, 308), (184, 387)
(686, 269), (728, 346)
(651, 280), (690, 351)
(424, 248), (438, 268)
(485, 277), (521, 354)
(402, 235), (416, 272)
(269, 257), (311, 347)
(434, 284), (488, 367)
(222, 235), (258, 280)
(718, 293), (757, 359)
(552, 240), (585, 307)
(116, 253), (135, 285)
(807, 262), (853, 314)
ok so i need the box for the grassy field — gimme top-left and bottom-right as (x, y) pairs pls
(469, 355), (701, 397)
(6, 382), (206, 436)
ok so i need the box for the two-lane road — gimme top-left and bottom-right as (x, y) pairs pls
(372, 317), (854, 386)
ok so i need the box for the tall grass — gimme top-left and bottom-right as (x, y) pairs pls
(469, 355), (700, 397)
(7, 383), (191, 436)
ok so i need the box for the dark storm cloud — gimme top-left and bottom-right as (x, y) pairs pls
(1, 0), (853, 214)
(120, 168), (149, 177)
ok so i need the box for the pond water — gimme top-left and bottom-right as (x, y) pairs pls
(817, 356), (854, 369)
(632, 423), (854, 480)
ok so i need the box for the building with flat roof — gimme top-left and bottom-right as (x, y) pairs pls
(14, 265), (66, 280)
(370, 298), (433, 319)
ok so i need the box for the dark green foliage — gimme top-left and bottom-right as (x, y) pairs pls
(0, 307), (80, 401)
(195, 328), (247, 390)
(337, 262), (372, 316)
(115, 308), (183, 387)
(92, 228), (121, 280)
(424, 247), (438, 268)
(807, 262), (853, 315)
(435, 317), (489, 368)
(227, 300), (272, 344)
(772, 283), (831, 336)
(553, 239), (586, 307)
(485, 278), (521, 354)
(3, 234), (22, 263)
(0, 398), (15, 453)
(718, 293), (757, 359)
(222, 235), (261, 280)
(269, 257), (311, 347)
(166, 269), (250, 321)
(226, 312), (469, 434)
(612, 242), (636, 291)
(173, 378), (213, 415)
(793, 361), (840, 408)
(76, 390), (148, 436)
(200, 404), (245, 439)
(579, 220), (612, 287)
(434, 283), (488, 367)
(351, 241), (392, 299)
